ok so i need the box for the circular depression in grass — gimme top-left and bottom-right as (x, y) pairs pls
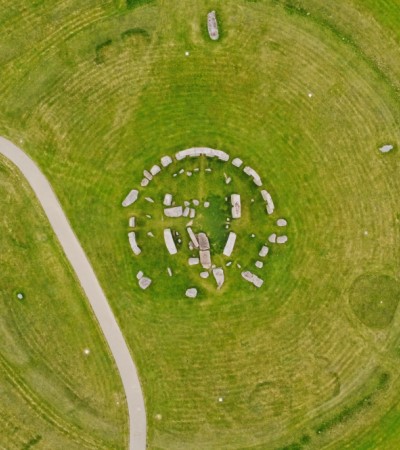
(349, 274), (400, 329)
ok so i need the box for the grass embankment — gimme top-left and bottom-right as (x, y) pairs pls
(0, 0), (400, 448)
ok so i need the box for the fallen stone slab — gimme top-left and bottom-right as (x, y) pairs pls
(231, 194), (241, 219)
(136, 271), (143, 280)
(261, 189), (274, 214)
(212, 267), (225, 289)
(163, 193), (173, 206)
(223, 232), (237, 257)
(183, 207), (190, 217)
(164, 206), (183, 217)
(200, 271), (209, 279)
(189, 257), (200, 266)
(186, 288), (198, 298)
(189, 208), (196, 218)
(144, 170), (153, 181)
(232, 157), (243, 168)
(200, 250), (212, 269)
(128, 231), (141, 255)
(122, 189), (139, 207)
(379, 144), (394, 153)
(207, 10), (219, 41)
(241, 271), (264, 288)
(141, 178), (149, 187)
(161, 155), (172, 167)
(187, 227), (199, 248)
(198, 232), (210, 250)
(259, 245), (269, 257)
(164, 228), (178, 255)
(139, 277), (152, 290)
(255, 261), (263, 269)
(129, 217), (136, 227)
(150, 165), (161, 176)
(276, 235), (288, 244)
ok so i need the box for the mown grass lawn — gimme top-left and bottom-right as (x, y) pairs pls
(1, 0), (400, 449)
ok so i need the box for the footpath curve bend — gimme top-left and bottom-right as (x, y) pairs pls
(0, 137), (146, 450)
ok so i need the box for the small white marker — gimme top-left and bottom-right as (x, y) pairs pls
(84, 348), (90, 355)
(308, 92), (313, 98)
(218, 397), (223, 402)
(185, 51), (190, 56)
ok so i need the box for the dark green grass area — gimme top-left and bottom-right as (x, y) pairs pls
(349, 274), (400, 329)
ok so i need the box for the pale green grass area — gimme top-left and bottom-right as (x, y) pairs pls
(0, 0), (400, 449)
(0, 158), (127, 449)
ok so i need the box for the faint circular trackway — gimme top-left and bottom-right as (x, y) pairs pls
(0, 137), (146, 450)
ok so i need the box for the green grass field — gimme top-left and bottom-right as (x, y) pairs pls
(1, 0), (400, 449)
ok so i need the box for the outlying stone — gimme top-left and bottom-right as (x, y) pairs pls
(241, 271), (264, 288)
(185, 288), (198, 298)
(232, 157), (243, 168)
(259, 245), (269, 257)
(277, 218), (287, 227)
(164, 228), (178, 255)
(161, 155), (173, 167)
(128, 231), (141, 255)
(122, 189), (139, 207)
(231, 194), (241, 219)
(139, 276), (152, 290)
(163, 193), (173, 206)
(150, 165), (161, 176)
(276, 235), (288, 244)
(164, 206), (183, 217)
(129, 217), (136, 227)
(261, 190), (274, 215)
(223, 232), (237, 257)
(207, 10), (219, 40)
(212, 267), (225, 289)
(189, 257), (200, 266)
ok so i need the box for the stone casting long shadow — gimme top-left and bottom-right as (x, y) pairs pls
(0, 137), (146, 450)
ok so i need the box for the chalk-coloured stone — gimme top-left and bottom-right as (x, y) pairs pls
(226, 261), (232, 267)
(141, 178), (149, 187)
(189, 242), (194, 251)
(237, 263), (242, 269)
(226, 177), (232, 184)
(128, 232), (141, 255)
(147, 231), (154, 237)
(223, 232), (237, 257)
(189, 208), (196, 218)
(146, 214), (152, 219)
(167, 267), (172, 277)
(231, 194), (241, 219)
(164, 228), (178, 255)
(200, 250), (212, 269)
(241, 271), (264, 288)
(145, 197), (154, 203)
(144, 170), (153, 181)
(192, 199), (200, 206)
(136, 271), (143, 280)
(261, 190), (275, 215)
(277, 218), (287, 227)
(276, 235), (288, 244)
(139, 277), (152, 290)
(379, 144), (394, 153)
(268, 233), (277, 243)
(213, 267), (225, 289)
(161, 155), (173, 167)
(259, 245), (269, 257)
(150, 165), (161, 176)
(189, 257), (200, 266)
(207, 11), (219, 40)
(17, 293), (24, 300)
(232, 158), (243, 168)
(204, 201), (210, 208)
(122, 189), (139, 207)
(185, 288), (198, 298)
(164, 206), (183, 217)
(173, 173), (177, 177)
(200, 271), (209, 279)
(255, 261), (263, 269)
(129, 217), (136, 227)
(251, 233), (255, 238)
(183, 207), (190, 217)
(163, 193), (173, 206)
(187, 227), (199, 248)
(186, 220), (193, 227)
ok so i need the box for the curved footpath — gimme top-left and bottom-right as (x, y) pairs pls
(0, 137), (146, 450)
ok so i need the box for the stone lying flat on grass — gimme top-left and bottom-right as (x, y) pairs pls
(122, 189), (139, 207)
(276, 235), (288, 244)
(261, 190), (275, 215)
(144, 170), (153, 180)
(163, 193), (173, 206)
(198, 233), (210, 250)
(145, 197), (154, 203)
(164, 206), (183, 217)
(255, 261), (263, 269)
(243, 166), (262, 186)
(232, 157), (243, 167)
(231, 194), (241, 219)
(129, 217), (136, 227)
(200, 250), (212, 269)
(164, 228), (178, 255)
(277, 218), (287, 227)
(161, 155), (173, 167)
(150, 165), (161, 176)
(207, 10), (219, 40)
(139, 277), (152, 290)
(259, 245), (269, 257)
(268, 233), (277, 243)
(223, 232), (237, 257)
(189, 257), (200, 266)
(200, 271), (209, 279)
(185, 288), (198, 298)
(187, 227), (199, 248)
(212, 267), (225, 289)
(379, 144), (394, 153)
(128, 232), (141, 255)
(241, 271), (264, 288)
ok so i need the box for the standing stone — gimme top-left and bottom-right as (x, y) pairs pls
(161, 155), (173, 167)
(139, 277), (152, 289)
(185, 288), (198, 298)
(122, 189), (139, 207)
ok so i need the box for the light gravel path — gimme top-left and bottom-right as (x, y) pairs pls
(0, 137), (146, 450)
